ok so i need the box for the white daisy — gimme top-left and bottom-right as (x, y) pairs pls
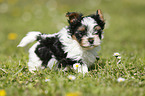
(117, 77), (125, 82)
(73, 63), (81, 70)
(113, 52), (120, 57)
(45, 79), (50, 82)
(68, 75), (76, 80)
(131, 76), (135, 79)
(134, 73), (137, 75)
(117, 56), (121, 59)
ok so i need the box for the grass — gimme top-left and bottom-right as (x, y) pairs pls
(0, 0), (145, 96)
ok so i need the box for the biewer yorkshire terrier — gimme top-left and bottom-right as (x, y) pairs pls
(17, 9), (105, 74)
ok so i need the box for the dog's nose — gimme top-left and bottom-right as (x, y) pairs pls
(88, 38), (94, 44)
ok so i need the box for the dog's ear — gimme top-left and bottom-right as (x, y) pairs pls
(96, 9), (105, 29)
(96, 9), (105, 23)
(66, 12), (83, 25)
(91, 9), (105, 29)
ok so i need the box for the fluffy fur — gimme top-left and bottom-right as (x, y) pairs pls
(18, 10), (105, 74)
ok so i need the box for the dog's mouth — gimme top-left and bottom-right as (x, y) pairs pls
(72, 35), (101, 50)
(71, 37), (101, 50)
(81, 44), (100, 50)
(80, 36), (101, 50)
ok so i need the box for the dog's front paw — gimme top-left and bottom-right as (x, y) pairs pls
(73, 63), (88, 74)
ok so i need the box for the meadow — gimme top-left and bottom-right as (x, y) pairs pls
(0, 0), (145, 96)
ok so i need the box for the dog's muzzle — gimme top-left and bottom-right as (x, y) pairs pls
(81, 35), (101, 49)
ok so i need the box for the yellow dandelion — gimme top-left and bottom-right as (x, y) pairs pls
(8, 33), (18, 40)
(0, 89), (6, 96)
(66, 92), (81, 96)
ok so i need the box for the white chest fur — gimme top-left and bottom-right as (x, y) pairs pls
(58, 27), (100, 66)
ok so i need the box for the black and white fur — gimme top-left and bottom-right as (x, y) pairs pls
(17, 10), (105, 74)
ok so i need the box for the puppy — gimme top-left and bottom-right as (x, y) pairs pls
(17, 10), (105, 74)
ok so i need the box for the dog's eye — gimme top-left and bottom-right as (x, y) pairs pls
(94, 25), (102, 35)
(93, 29), (102, 35)
(75, 31), (83, 38)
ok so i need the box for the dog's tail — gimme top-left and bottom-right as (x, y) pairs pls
(17, 31), (41, 47)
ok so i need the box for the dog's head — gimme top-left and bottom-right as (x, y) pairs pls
(66, 10), (105, 50)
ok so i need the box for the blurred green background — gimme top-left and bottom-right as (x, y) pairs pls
(0, 0), (145, 95)
(0, 0), (145, 57)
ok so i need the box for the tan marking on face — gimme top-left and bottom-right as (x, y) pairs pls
(80, 36), (88, 47)
(77, 26), (86, 32)
(72, 35), (84, 47)
(94, 26), (101, 30)
(72, 35), (77, 41)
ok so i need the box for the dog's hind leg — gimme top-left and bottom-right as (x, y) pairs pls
(28, 42), (42, 72)
(47, 57), (58, 69)
(78, 64), (88, 74)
